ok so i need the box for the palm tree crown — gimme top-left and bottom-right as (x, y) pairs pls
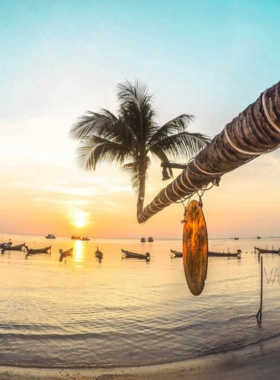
(70, 80), (210, 216)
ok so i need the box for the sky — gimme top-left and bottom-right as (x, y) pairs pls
(1, 0), (280, 238)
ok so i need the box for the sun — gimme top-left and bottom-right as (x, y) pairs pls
(75, 216), (85, 228)
(74, 211), (87, 228)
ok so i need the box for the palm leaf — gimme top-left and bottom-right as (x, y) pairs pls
(149, 131), (210, 161)
(70, 109), (138, 149)
(117, 80), (157, 143)
(147, 114), (195, 148)
(70, 110), (117, 139)
(77, 136), (132, 170)
(122, 157), (151, 193)
(122, 162), (139, 191)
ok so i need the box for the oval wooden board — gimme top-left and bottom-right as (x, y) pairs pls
(183, 200), (208, 296)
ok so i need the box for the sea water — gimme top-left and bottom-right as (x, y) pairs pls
(0, 233), (280, 368)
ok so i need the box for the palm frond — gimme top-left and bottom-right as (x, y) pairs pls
(77, 136), (132, 170)
(149, 131), (210, 161)
(147, 114), (195, 148)
(122, 162), (139, 191)
(122, 157), (151, 193)
(70, 109), (138, 150)
(117, 80), (157, 143)
(70, 110), (117, 139)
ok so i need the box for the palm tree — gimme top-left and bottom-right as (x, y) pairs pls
(70, 81), (210, 217)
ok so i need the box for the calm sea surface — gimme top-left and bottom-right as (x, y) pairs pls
(0, 233), (280, 368)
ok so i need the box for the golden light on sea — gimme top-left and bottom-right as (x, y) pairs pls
(75, 240), (83, 262)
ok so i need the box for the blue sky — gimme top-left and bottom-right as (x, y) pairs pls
(0, 0), (280, 237)
(2, 0), (280, 130)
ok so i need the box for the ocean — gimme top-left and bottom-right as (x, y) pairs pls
(0, 232), (280, 368)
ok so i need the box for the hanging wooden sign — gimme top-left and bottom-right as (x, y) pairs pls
(183, 200), (208, 296)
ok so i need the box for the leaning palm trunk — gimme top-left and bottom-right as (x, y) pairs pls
(136, 157), (149, 216)
(137, 171), (146, 216)
(138, 81), (280, 223)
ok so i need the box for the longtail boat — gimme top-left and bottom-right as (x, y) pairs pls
(254, 246), (280, 254)
(59, 247), (73, 261)
(95, 247), (103, 258)
(1, 243), (26, 254)
(170, 249), (241, 258)
(170, 249), (183, 258)
(121, 249), (150, 261)
(25, 246), (51, 256)
(71, 236), (90, 241)
(0, 241), (12, 249)
(208, 250), (241, 257)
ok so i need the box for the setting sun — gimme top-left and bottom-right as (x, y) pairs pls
(73, 210), (87, 228)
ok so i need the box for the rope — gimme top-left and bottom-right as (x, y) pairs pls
(164, 188), (174, 203)
(181, 195), (192, 218)
(262, 90), (280, 133)
(142, 208), (152, 218)
(154, 194), (165, 207)
(146, 205), (153, 215)
(197, 182), (215, 198)
(147, 203), (158, 214)
(180, 172), (195, 191)
(176, 193), (192, 205)
(224, 127), (261, 156)
(171, 180), (182, 198)
(149, 202), (162, 212)
(186, 167), (200, 190)
(174, 177), (189, 194)
(225, 125), (280, 156)
(193, 159), (225, 176)
(138, 214), (144, 223)
(145, 206), (152, 216)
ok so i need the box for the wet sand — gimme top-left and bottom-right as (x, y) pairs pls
(1, 335), (280, 379)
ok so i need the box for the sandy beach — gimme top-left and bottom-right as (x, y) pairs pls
(0, 336), (280, 380)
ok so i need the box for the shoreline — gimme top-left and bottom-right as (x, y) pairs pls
(1, 336), (280, 379)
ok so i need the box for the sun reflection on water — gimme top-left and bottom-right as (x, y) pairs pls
(75, 240), (83, 263)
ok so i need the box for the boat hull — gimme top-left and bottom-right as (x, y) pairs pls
(208, 251), (240, 257)
(122, 249), (150, 260)
(0, 242), (12, 249)
(1, 244), (26, 253)
(171, 249), (241, 258)
(170, 249), (183, 258)
(59, 248), (73, 261)
(254, 246), (280, 254)
(71, 236), (90, 241)
(26, 246), (51, 255)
